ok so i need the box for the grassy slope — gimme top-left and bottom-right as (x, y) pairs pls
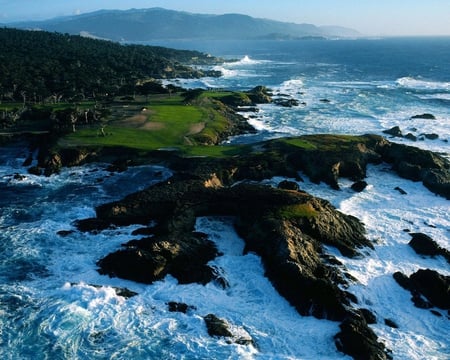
(62, 92), (247, 157)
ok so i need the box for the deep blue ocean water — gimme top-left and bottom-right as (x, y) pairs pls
(1, 38), (449, 359)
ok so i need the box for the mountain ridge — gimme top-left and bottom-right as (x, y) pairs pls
(7, 8), (361, 41)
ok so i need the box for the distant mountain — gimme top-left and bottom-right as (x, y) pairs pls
(10, 8), (361, 41)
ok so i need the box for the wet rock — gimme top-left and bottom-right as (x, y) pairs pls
(57, 230), (75, 237)
(273, 98), (300, 107)
(43, 153), (63, 176)
(278, 180), (299, 191)
(383, 126), (402, 137)
(359, 308), (377, 324)
(393, 269), (450, 310)
(106, 158), (131, 173)
(377, 141), (450, 199)
(422, 169), (450, 200)
(335, 313), (392, 360)
(408, 233), (450, 263)
(203, 314), (255, 346)
(246, 85), (272, 104)
(131, 227), (156, 236)
(97, 232), (219, 285)
(91, 171), (370, 321)
(404, 133), (417, 141)
(423, 133), (439, 140)
(167, 301), (196, 313)
(113, 287), (138, 298)
(394, 186), (407, 195)
(28, 165), (43, 176)
(13, 173), (27, 181)
(22, 154), (33, 167)
(75, 218), (113, 232)
(351, 180), (368, 192)
(411, 113), (436, 120)
(384, 318), (399, 328)
(204, 314), (233, 337)
(410, 269), (450, 310)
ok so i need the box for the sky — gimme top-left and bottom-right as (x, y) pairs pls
(0, 0), (449, 36)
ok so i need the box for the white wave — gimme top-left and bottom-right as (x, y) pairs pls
(417, 93), (450, 101)
(227, 55), (267, 66)
(276, 78), (305, 96)
(396, 77), (450, 91)
(212, 65), (240, 78)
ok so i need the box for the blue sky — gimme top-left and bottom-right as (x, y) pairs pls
(1, 0), (449, 36)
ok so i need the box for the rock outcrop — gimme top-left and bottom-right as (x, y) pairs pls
(335, 312), (392, 360)
(393, 269), (450, 312)
(408, 233), (450, 263)
(77, 165), (387, 358)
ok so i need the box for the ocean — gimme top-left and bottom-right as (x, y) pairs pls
(1, 38), (449, 359)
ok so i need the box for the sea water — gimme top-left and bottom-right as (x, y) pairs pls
(1, 38), (450, 359)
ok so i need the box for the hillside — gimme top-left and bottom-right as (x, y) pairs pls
(10, 8), (361, 41)
(0, 27), (220, 103)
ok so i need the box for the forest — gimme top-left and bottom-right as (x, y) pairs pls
(0, 27), (220, 104)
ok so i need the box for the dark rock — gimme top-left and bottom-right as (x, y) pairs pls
(410, 269), (450, 310)
(70, 283), (138, 298)
(22, 154), (33, 167)
(97, 247), (167, 284)
(204, 314), (233, 337)
(383, 126), (402, 137)
(28, 165), (42, 176)
(404, 133), (417, 141)
(384, 318), (399, 328)
(393, 269), (450, 310)
(422, 169), (450, 199)
(203, 314), (255, 346)
(273, 98), (300, 107)
(57, 230), (75, 237)
(113, 287), (138, 298)
(167, 301), (196, 313)
(423, 133), (439, 140)
(394, 186), (407, 195)
(411, 113), (436, 120)
(335, 313), (392, 360)
(278, 180), (299, 191)
(430, 310), (442, 317)
(97, 229), (219, 286)
(286, 135), (382, 190)
(246, 86), (272, 104)
(107, 159), (130, 173)
(377, 141), (450, 199)
(13, 173), (27, 181)
(92, 170), (370, 321)
(409, 233), (450, 263)
(75, 218), (113, 233)
(359, 308), (377, 324)
(351, 180), (368, 192)
(43, 153), (63, 176)
(131, 227), (156, 236)
(393, 272), (413, 291)
(411, 292), (433, 309)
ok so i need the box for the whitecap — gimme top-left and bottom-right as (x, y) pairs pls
(396, 77), (450, 91)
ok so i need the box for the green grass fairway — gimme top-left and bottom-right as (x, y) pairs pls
(62, 92), (248, 157)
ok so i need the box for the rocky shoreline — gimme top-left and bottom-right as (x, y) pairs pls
(52, 133), (447, 359)
(5, 120), (450, 359)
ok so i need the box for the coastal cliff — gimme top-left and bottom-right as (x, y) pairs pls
(72, 133), (450, 359)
